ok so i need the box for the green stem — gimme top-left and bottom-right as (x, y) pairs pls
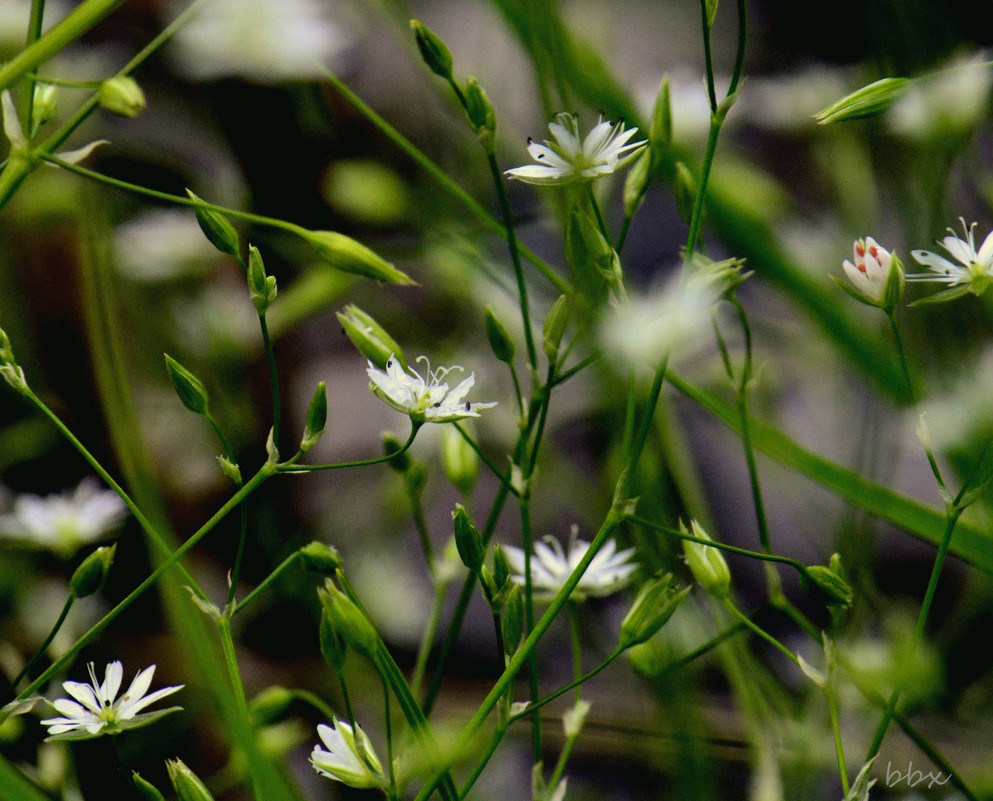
(824, 675), (849, 795)
(458, 719), (508, 798)
(407, 472), (435, 568)
(259, 315), (281, 448)
(509, 648), (623, 722)
(217, 616), (264, 800)
(410, 580), (448, 700)
(278, 423), (419, 472)
(232, 551), (302, 616)
(19, 0), (48, 136)
(685, 115), (721, 257)
(17, 465), (274, 701)
(699, 0), (718, 112)
(520, 497), (542, 763)
(6, 595), (73, 700)
(293, 688), (338, 722)
(382, 673), (397, 796)
(723, 599), (801, 667)
(586, 185), (610, 242)
(567, 603), (582, 703)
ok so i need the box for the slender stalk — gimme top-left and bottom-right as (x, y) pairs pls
(216, 616), (260, 799)
(382, 674), (397, 797)
(232, 550), (302, 616)
(699, 0), (718, 112)
(509, 649), (623, 722)
(410, 580), (448, 700)
(278, 423), (419, 472)
(6, 596), (74, 699)
(824, 677), (849, 796)
(520, 497), (542, 762)
(19, 0), (48, 136)
(722, 599), (801, 667)
(259, 316), (281, 447)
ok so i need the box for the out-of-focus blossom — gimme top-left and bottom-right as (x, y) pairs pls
(908, 218), (993, 302)
(167, 0), (349, 83)
(0, 478), (127, 557)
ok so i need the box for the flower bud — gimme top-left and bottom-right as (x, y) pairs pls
(491, 544), (511, 593)
(681, 521), (730, 598)
(0, 326), (15, 365)
(411, 19), (454, 81)
(382, 431), (413, 473)
(70, 544), (116, 598)
(466, 77), (496, 152)
(802, 554), (853, 608)
(300, 541), (342, 575)
(623, 150), (651, 219)
(98, 76), (146, 119)
(32, 84), (58, 129)
(566, 207), (622, 290)
(650, 75), (673, 158)
(164, 354), (210, 416)
(484, 306), (516, 364)
(319, 581), (379, 659)
(186, 190), (239, 256)
(319, 604), (347, 670)
(838, 237), (904, 310)
(249, 686), (295, 726)
(248, 245), (277, 314)
(815, 77), (909, 124)
(618, 573), (689, 649)
(452, 504), (485, 573)
(301, 382), (328, 452)
(674, 162), (697, 225)
(166, 759), (216, 801)
(132, 772), (166, 801)
(337, 305), (406, 370)
(441, 424), (478, 495)
(542, 296), (570, 362)
(298, 229), (414, 285)
(501, 583), (524, 655)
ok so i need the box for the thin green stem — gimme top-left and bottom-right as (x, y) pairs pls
(509, 649), (623, 723)
(407, 473), (435, 568)
(728, 0), (747, 96)
(206, 412), (249, 610)
(410, 580), (448, 700)
(685, 116), (720, 257)
(293, 688), (337, 722)
(232, 551), (302, 616)
(278, 423), (420, 472)
(19, 0), (48, 136)
(217, 615), (262, 801)
(825, 677), (849, 795)
(723, 599), (801, 667)
(586, 185), (610, 242)
(520, 498), (542, 763)
(458, 720), (508, 798)
(259, 315), (281, 447)
(6, 595), (74, 700)
(550, 352), (600, 387)
(567, 603), (582, 703)
(382, 673), (397, 796)
(700, 0), (718, 112)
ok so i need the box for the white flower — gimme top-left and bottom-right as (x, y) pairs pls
(0, 478), (128, 557)
(366, 355), (496, 424)
(40, 661), (183, 741)
(908, 218), (993, 300)
(502, 525), (637, 601)
(310, 719), (388, 789)
(505, 112), (646, 185)
(842, 237), (895, 303)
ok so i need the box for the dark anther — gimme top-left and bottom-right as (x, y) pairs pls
(527, 137), (533, 144)
(387, 360), (392, 368)
(465, 402), (471, 411)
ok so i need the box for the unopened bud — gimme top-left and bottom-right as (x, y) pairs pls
(650, 75), (672, 157)
(623, 150), (651, 218)
(167, 759), (216, 801)
(466, 77), (496, 152)
(411, 19), (454, 81)
(32, 84), (58, 128)
(301, 382), (328, 452)
(319, 581), (379, 659)
(441, 424), (478, 495)
(132, 772), (166, 801)
(249, 686), (295, 726)
(542, 295), (570, 362)
(337, 305), (406, 370)
(815, 77), (910, 125)
(98, 76), (146, 118)
(485, 306), (516, 364)
(501, 583), (524, 655)
(164, 354), (210, 416)
(186, 190), (239, 256)
(802, 554), (853, 608)
(382, 432), (412, 473)
(69, 544), (116, 598)
(300, 541), (342, 575)
(453, 504), (485, 572)
(674, 162), (697, 225)
(248, 245), (277, 314)
(319, 603), (347, 670)
(217, 455), (242, 485)
(491, 544), (511, 592)
(299, 229), (414, 285)
(681, 521), (730, 597)
(618, 573), (689, 649)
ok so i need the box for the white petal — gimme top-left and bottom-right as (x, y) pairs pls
(101, 661), (124, 704)
(62, 680), (101, 714)
(119, 683), (183, 717)
(1, 90), (27, 151)
(55, 140), (109, 165)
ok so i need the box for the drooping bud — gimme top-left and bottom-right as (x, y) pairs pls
(299, 541), (342, 575)
(301, 382), (328, 452)
(319, 581), (379, 659)
(186, 190), (239, 257)
(542, 295), (570, 362)
(410, 19), (454, 81)
(98, 76), (146, 118)
(484, 305), (516, 364)
(441, 424), (478, 495)
(166, 759), (216, 801)
(248, 245), (277, 314)
(618, 573), (689, 649)
(336, 305), (406, 370)
(319, 602), (347, 670)
(164, 354), (209, 416)
(802, 554), (854, 609)
(298, 229), (414, 285)
(681, 520), (731, 598)
(452, 504), (485, 573)
(465, 77), (497, 153)
(69, 544), (116, 598)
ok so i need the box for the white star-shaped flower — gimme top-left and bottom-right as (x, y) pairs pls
(502, 525), (638, 601)
(907, 218), (993, 301)
(40, 661), (183, 741)
(0, 478), (128, 557)
(310, 718), (388, 789)
(505, 112), (646, 185)
(366, 355), (496, 423)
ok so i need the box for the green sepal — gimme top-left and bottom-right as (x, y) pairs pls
(164, 354), (209, 416)
(186, 190), (239, 256)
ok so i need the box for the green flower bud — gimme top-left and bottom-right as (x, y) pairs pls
(452, 504), (485, 573)
(681, 521), (731, 598)
(300, 541), (342, 574)
(411, 19), (454, 81)
(249, 686), (295, 726)
(337, 305), (406, 371)
(319, 581), (379, 659)
(501, 583), (524, 656)
(299, 229), (414, 285)
(164, 354), (209, 416)
(70, 544), (116, 598)
(382, 432), (412, 473)
(491, 544), (510, 593)
(441, 424), (478, 495)
(32, 84), (58, 129)
(542, 295), (570, 362)
(319, 603), (347, 670)
(0, 326), (15, 364)
(802, 554), (854, 609)
(301, 382), (328, 452)
(98, 76), (146, 119)
(248, 245), (277, 314)
(650, 75), (672, 158)
(167, 759), (216, 801)
(186, 190), (239, 256)
(674, 162), (697, 226)
(484, 306), (515, 364)
(815, 77), (910, 125)
(618, 574), (689, 649)
(623, 150), (651, 218)
(566, 206), (621, 290)
(465, 77), (496, 153)
(132, 772), (166, 801)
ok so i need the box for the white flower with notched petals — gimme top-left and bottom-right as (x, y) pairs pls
(503, 525), (638, 601)
(505, 112), (646, 185)
(40, 661), (183, 741)
(310, 719), (388, 789)
(908, 218), (993, 301)
(367, 355), (495, 424)
(0, 478), (128, 557)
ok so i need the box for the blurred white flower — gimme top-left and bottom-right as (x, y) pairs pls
(310, 719), (387, 789)
(41, 661), (183, 741)
(503, 525), (637, 601)
(908, 218), (993, 301)
(167, 0), (349, 83)
(114, 208), (219, 281)
(367, 355), (496, 424)
(0, 478), (127, 557)
(506, 112), (646, 185)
